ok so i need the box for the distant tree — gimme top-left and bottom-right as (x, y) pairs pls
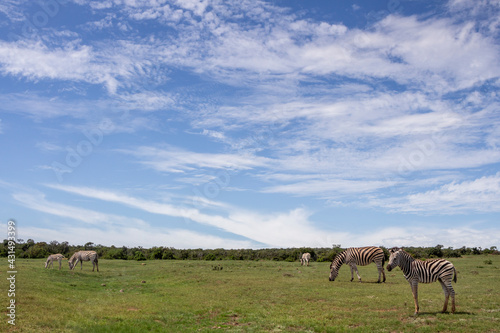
(84, 242), (95, 250)
(134, 251), (146, 261)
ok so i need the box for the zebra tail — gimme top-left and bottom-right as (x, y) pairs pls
(453, 267), (457, 283)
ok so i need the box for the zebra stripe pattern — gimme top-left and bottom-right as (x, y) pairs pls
(300, 253), (311, 266)
(329, 246), (386, 283)
(45, 254), (65, 270)
(68, 251), (99, 272)
(386, 247), (456, 315)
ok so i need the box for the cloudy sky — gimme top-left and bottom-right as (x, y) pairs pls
(0, 0), (499, 249)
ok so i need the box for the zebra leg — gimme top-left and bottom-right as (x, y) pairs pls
(349, 264), (354, 282)
(58, 259), (62, 270)
(410, 281), (419, 315)
(376, 261), (386, 282)
(95, 259), (99, 272)
(438, 279), (449, 313)
(451, 289), (456, 314)
(376, 262), (382, 283)
(353, 264), (362, 282)
(447, 279), (456, 313)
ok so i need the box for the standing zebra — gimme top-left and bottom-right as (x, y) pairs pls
(45, 254), (65, 270)
(386, 247), (456, 315)
(329, 246), (386, 283)
(300, 253), (311, 266)
(68, 251), (99, 272)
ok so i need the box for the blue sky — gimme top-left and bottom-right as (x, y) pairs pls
(0, 0), (499, 249)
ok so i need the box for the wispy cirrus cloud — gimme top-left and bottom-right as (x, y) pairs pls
(42, 183), (332, 247)
(370, 173), (500, 214)
(12, 190), (147, 226)
(19, 183), (500, 248)
(117, 145), (271, 173)
(3, 1), (497, 95)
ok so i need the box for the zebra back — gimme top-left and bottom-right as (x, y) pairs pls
(345, 246), (385, 266)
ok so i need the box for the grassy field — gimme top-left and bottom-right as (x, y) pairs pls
(1, 255), (499, 332)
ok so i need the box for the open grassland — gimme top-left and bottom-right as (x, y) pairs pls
(1, 255), (499, 332)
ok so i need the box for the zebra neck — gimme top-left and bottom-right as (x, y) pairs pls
(333, 251), (347, 270)
(399, 252), (415, 276)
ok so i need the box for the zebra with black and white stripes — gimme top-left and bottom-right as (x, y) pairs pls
(386, 247), (456, 315)
(45, 254), (65, 270)
(300, 253), (311, 266)
(329, 246), (386, 283)
(68, 250), (99, 272)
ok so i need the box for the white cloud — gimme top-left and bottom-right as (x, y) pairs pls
(264, 178), (396, 197)
(1, 0), (499, 249)
(35, 142), (63, 152)
(41, 184), (335, 247)
(118, 145), (270, 173)
(12, 191), (148, 226)
(9, 182), (500, 248)
(371, 173), (500, 214)
(353, 226), (500, 249)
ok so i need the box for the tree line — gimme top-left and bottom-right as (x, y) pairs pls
(1, 239), (498, 261)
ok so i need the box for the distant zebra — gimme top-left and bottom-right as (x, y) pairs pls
(300, 253), (311, 266)
(68, 251), (99, 272)
(329, 246), (386, 283)
(386, 247), (456, 315)
(45, 254), (65, 270)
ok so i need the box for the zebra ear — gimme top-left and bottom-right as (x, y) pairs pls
(389, 247), (399, 253)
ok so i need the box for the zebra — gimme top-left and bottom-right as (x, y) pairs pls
(68, 250), (99, 272)
(300, 253), (311, 266)
(329, 246), (386, 283)
(45, 254), (65, 270)
(386, 247), (456, 315)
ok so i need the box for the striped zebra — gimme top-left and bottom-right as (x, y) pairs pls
(68, 251), (99, 272)
(329, 246), (386, 283)
(386, 247), (456, 315)
(300, 253), (311, 266)
(45, 254), (65, 270)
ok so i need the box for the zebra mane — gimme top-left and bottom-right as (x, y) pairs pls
(68, 252), (78, 263)
(331, 250), (347, 269)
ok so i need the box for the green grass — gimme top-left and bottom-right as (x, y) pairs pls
(1, 256), (499, 332)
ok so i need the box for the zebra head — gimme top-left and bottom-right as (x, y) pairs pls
(386, 247), (402, 271)
(329, 262), (339, 281)
(68, 261), (74, 270)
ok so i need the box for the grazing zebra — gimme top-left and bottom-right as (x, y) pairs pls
(329, 246), (386, 283)
(45, 254), (65, 270)
(386, 247), (456, 315)
(300, 253), (311, 266)
(68, 251), (99, 272)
